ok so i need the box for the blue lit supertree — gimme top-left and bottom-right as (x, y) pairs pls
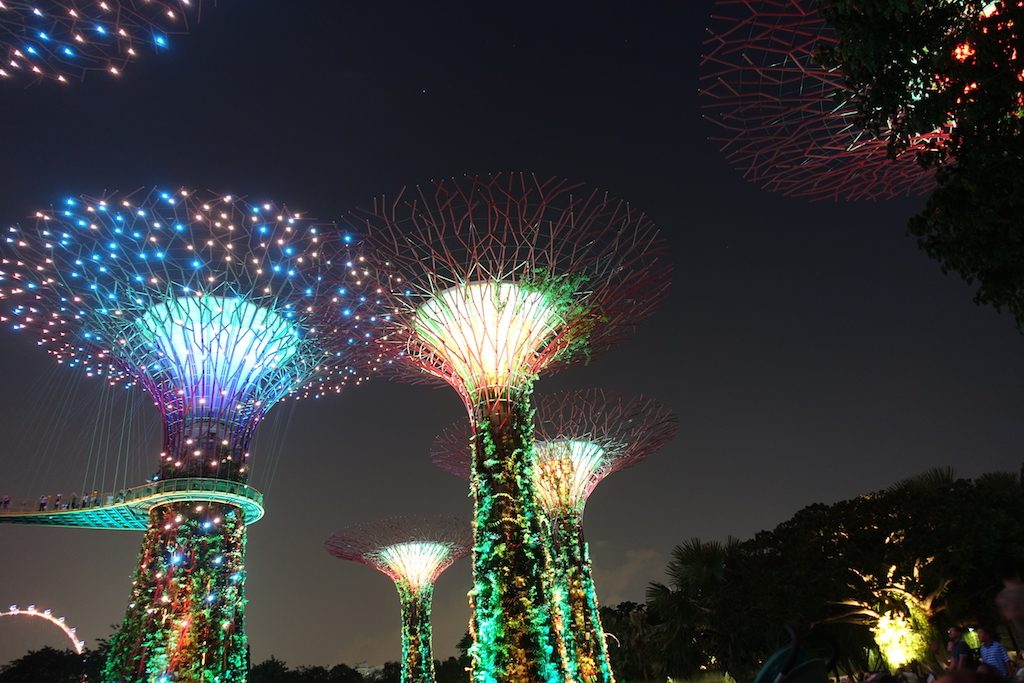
(0, 0), (201, 84)
(0, 188), (373, 682)
(325, 516), (472, 683)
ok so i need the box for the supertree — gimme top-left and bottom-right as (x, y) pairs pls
(325, 517), (473, 683)
(433, 389), (678, 683)
(0, 188), (372, 682)
(344, 173), (671, 682)
(1, 1), (201, 84)
(700, 0), (945, 200)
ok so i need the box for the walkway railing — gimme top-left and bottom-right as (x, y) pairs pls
(0, 478), (265, 531)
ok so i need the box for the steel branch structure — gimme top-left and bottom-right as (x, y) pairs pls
(344, 173), (671, 682)
(701, 0), (942, 200)
(0, 1), (202, 84)
(0, 188), (372, 682)
(325, 517), (472, 683)
(434, 389), (678, 683)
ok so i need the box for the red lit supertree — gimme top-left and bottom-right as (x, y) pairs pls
(344, 173), (671, 682)
(700, 0), (945, 200)
(0, 1), (202, 84)
(325, 517), (472, 683)
(434, 389), (679, 683)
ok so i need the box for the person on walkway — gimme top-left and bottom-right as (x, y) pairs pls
(91, 490), (99, 507)
(38, 495), (47, 511)
(54, 493), (62, 510)
(1, 495), (8, 510)
(978, 627), (1010, 677)
(69, 493), (78, 510)
(949, 626), (976, 671)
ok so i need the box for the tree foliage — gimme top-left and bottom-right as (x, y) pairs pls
(817, 0), (1024, 330)
(626, 467), (1024, 680)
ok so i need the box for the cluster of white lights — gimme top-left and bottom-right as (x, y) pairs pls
(533, 440), (607, 514)
(1, 605), (85, 653)
(414, 281), (564, 393)
(374, 541), (454, 590)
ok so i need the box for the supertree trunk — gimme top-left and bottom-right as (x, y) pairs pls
(398, 583), (437, 683)
(552, 515), (614, 683)
(103, 501), (248, 683)
(468, 387), (567, 683)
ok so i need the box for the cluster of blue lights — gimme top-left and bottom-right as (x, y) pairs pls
(1, 1), (198, 84)
(0, 187), (382, 416)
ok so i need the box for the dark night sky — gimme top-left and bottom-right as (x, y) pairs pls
(1, 0), (1023, 669)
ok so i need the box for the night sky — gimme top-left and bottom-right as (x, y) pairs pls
(1, 0), (1023, 669)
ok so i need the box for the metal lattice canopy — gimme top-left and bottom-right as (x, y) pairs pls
(0, 188), (376, 479)
(433, 388), (679, 516)
(325, 516), (472, 588)
(342, 173), (672, 405)
(0, 1), (203, 85)
(701, 0), (943, 200)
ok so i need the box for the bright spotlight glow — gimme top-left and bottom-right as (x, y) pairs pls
(534, 440), (606, 515)
(135, 295), (301, 411)
(374, 541), (455, 590)
(873, 611), (923, 668)
(414, 281), (564, 393)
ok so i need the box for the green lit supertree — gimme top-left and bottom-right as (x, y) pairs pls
(325, 517), (472, 683)
(345, 173), (671, 682)
(0, 188), (373, 682)
(434, 389), (678, 683)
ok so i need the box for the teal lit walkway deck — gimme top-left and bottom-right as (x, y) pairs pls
(0, 478), (264, 530)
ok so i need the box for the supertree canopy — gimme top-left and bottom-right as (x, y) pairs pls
(0, 1), (201, 84)
(0, 188), (372, 683)
(345, 173), (671, 683)
(325, 517), (472, 683)
(700, 0), (945, 200)
(434, 389), (678, 683)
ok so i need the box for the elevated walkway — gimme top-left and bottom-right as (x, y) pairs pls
(0, 478), (264, 530)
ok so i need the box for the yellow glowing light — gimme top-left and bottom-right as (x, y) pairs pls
(534, 440), (606, 515)
(413, 281), (564, 392)
(376, 541), (454, 590)
(873, 611), (925, 668)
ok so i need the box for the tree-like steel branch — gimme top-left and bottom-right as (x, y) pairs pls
(326, 516), (472, 683)
(0, 187), (375, 683)
(701, 0), (944, 200)
(433, 388), (679, 515)
(348, 172), (672, 406)
(1, 187), (372, 479)
(325, 515), (472, 587)
(335, 172), (671, 682)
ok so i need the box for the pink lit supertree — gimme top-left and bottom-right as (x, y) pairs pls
(344, 173), (671, 682)
(434, 389), (679, 683)
(0, 1), (202, 84)
(701, 0), (945, 200)
(325, 517), (472, 683)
